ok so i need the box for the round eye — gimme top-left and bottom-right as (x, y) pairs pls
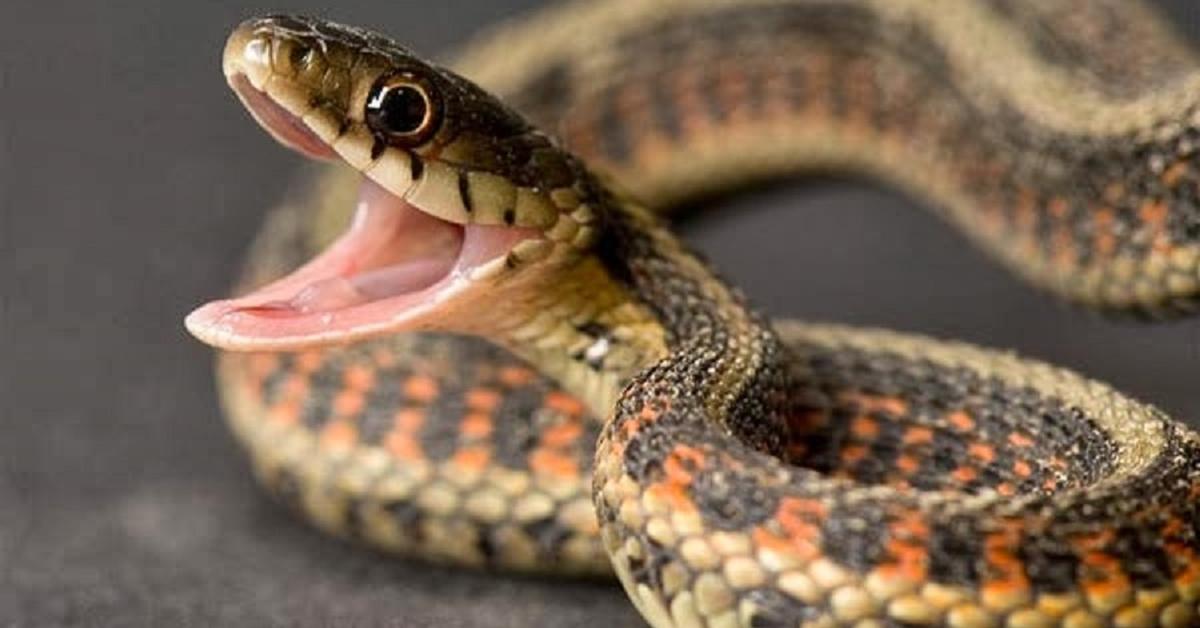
(365, 74), (438, 143)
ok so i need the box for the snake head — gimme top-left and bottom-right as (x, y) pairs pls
(187, 16), (604, 351)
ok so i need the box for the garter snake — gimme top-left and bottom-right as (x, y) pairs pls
(186, 2), (1200, 626)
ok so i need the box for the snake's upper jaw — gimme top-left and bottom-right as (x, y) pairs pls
(228, 73), (337, 162)
(186, 178), (533, 351)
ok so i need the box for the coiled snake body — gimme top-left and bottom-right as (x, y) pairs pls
(187, 2), (1200, 626)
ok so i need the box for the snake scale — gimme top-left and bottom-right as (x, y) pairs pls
(185, 1), (1200, 626)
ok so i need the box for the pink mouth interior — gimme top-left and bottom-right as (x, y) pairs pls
(186, 74), (534, 349)
(231, 75), (336, 161)
(235, 179), (466, 318)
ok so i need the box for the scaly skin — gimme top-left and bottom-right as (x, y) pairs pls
(191, 3), (1200, 626)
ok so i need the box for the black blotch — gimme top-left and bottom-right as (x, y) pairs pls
(492, 386), (546, 469)
(271, 469), (303, 512)
(302, 363), (340, 430)
(691, 465), (778, 530)
(523, 516), (572, 558)
(819, 499), (888, 571)
(476, 530), (498, 563)
(409, 155), (424, 181)
(342, 497), (364, 540)
(502, 208), (516, 225)
(743, 588), (820, 627)
(1018, 533), (1081, 594)
(926, 515), (983, 587)
(258, 353), (294, 406)
(384, 500), (425, 541)
(1113, 525), (1175, 589)
(576, 322), (609, 337)
(589, 83), (630, 163)
(370, 136), (387, 161)
(457, 170), (473, 212)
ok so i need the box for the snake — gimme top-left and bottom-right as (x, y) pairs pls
(184, 2), (1200, 626)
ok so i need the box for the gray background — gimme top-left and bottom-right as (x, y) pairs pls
(5, 1), (1200, 626)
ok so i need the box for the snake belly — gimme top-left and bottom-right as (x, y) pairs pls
(200, 2), (1200, 627)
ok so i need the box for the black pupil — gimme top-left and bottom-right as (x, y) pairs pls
(373, 85), (427, 134)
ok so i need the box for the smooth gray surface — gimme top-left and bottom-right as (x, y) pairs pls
(4, 1), (1200, 626)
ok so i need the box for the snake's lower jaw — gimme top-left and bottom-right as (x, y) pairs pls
(185, 179), (531, 351)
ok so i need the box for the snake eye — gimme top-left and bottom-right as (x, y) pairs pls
(365, 73), (438, 144)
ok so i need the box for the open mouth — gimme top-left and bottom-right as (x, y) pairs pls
(186, 75), (531, 350)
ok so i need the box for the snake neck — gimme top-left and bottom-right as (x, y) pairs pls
(598, 194), (795, 458)
(485, 174), (794, 457)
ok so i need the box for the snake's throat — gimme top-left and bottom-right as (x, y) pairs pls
(186, 179), (528, 350)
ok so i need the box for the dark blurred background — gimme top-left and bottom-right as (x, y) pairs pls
(5, 1), (1200, 626)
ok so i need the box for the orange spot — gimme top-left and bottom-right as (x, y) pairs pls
(663, 446), (706, 485)
(371, 348), (396, 367)
(499, 366), (535, 387)
(771, 497), (826, 561)
(541, 421), (583, 448)
(849, 393), (908, 416)
(1162, 161), (1188, 187)
(997, 482), (1015, 497)
(281, 374), (308, 399)
(320, 420), (357, 448)
(951, 466), (977, 484)
(1012, 460), (1033, 478)
(895, 455), (920, 475)
(1052, 226), (1076, 269)
(968, 443), (996, 464)
(1092, 208), (1117, 257)
(948, 411), (975, 432)
(545, 391), (585, 417)
(384, 433), (421, 461)
(851, 416), (880, 439)
(269, 400), (300, 425)
(1008, 432), (1034, 448)
(622, 403), (664, 438)
(1140, 199), (1168, 227)
(530, 449), (577, 477)
(903, 426), (934, 445)
(466, 388), (501, 412)
(248, 353), (280, 378)
(1175, 560), (1200, 593)
(1047, 197), (1070, 219)
(453, 446), (491, 470)
(343, 365), (375, 391)
(394, 408), (425, 431)
(403, 375), (439, 403)
(841, 444), (868, 465)
(982, 522), (1031, 600)
(646, 481), (696, 512)
(460, 412), (493, 439)
(296, 350), (323, 373)
(333, 390), (364, 417)
(878, 509), (929, 584)
(753, 526), (819, 562)
(1139, 200), (1173, 253)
